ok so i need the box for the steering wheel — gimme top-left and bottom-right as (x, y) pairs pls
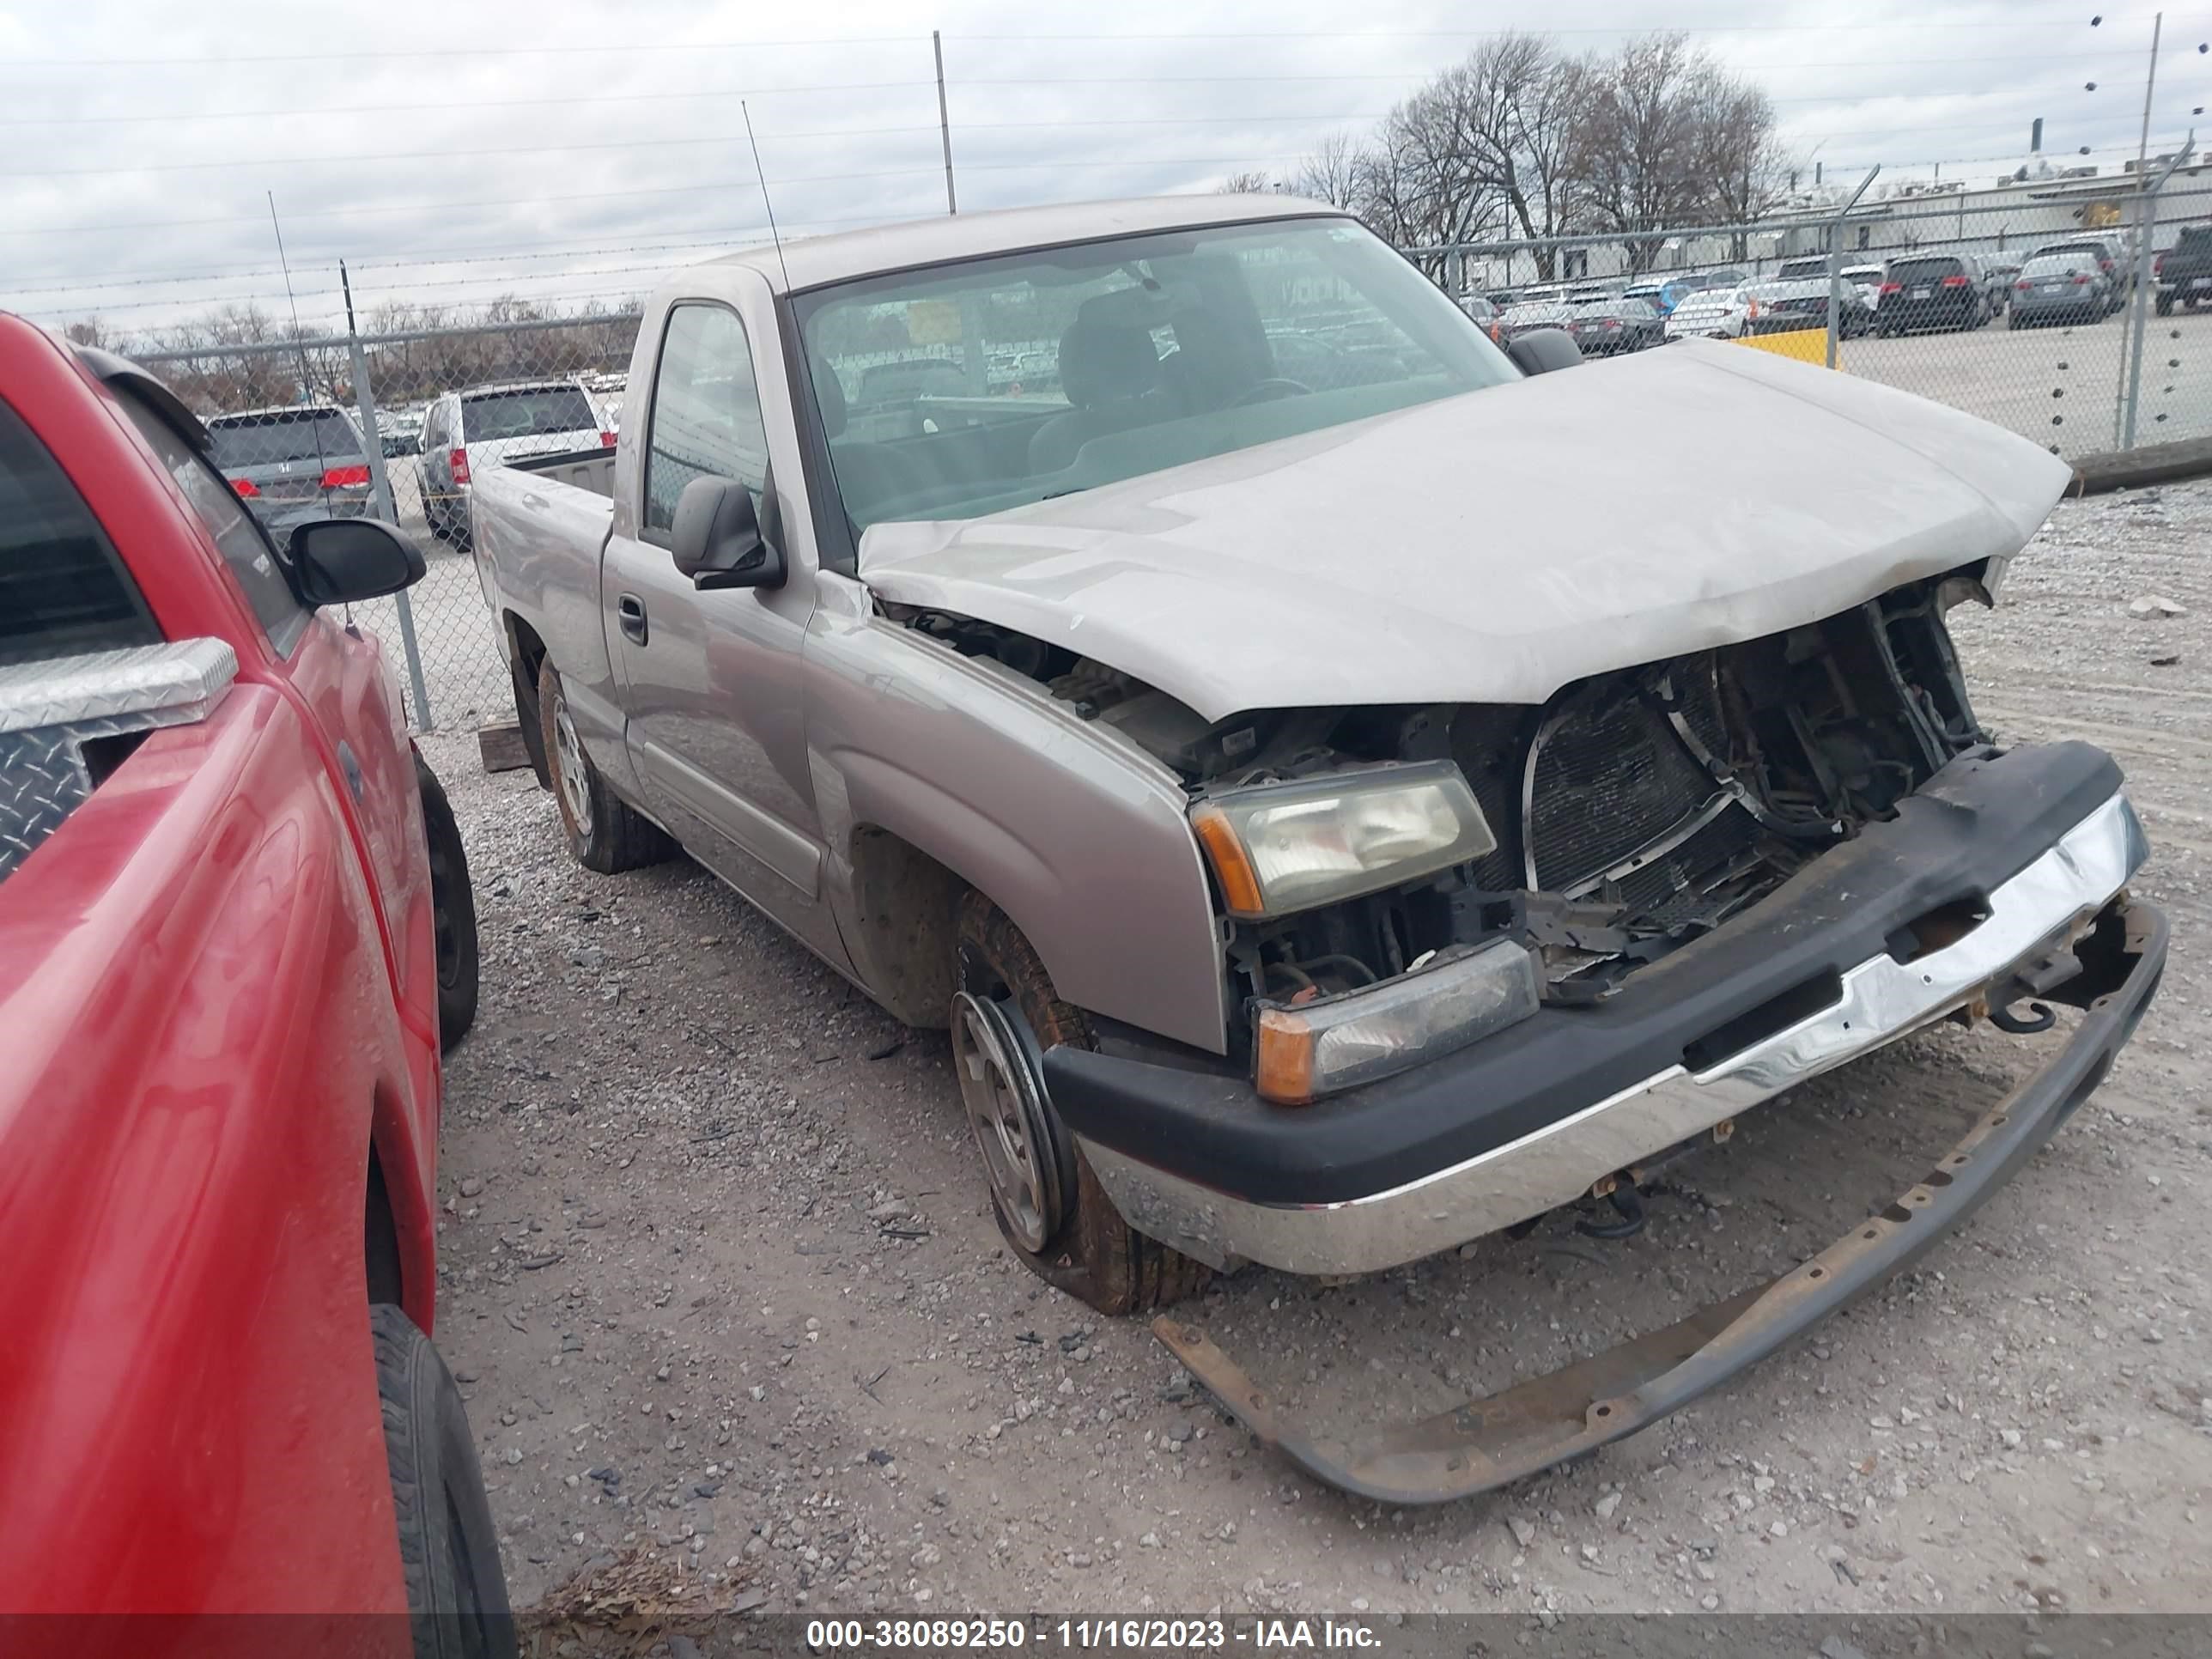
(1227, 377), (1311, 408)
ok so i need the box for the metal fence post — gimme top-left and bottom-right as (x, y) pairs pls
(2121, 135), (2196, 449)
(345, 331), (434, 730)
(1827, 167), (1881, 370)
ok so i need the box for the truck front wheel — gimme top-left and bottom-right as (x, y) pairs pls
(951, 892), (1207, 1316)
(537, 663), (675, 874)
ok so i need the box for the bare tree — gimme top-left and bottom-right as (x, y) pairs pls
(1291, 131), (1364, 208)
(1682, 72), (1793, 259)
(1216, 169), (1276, 194)
(1572, 34), (1769, 271)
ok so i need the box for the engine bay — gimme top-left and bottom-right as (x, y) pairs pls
(885, 570), (1992, 1042)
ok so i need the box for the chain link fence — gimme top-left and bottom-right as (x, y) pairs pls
(1417, 154), (2212, 459)
(119, 158), (2212, 733)
(137, 312), (637, 732)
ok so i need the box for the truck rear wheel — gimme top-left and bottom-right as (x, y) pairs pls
(952, 892), (1207, 1316)
(371, 1304), (516, 1659)
(537, 663), (675, 874)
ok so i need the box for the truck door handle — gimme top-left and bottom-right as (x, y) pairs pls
(617, 592), (648, 647)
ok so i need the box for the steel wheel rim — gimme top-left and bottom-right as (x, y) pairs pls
(951, 990), (1060, 1253)
(552, 696), (593, 838)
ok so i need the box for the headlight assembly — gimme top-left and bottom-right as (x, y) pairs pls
(1188, 760), (1497, 919)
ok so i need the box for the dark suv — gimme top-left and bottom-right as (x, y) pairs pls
(1875, 254), (1990, 335)
(203, 404), (375, 538)
(2033, 238), (2129, 314)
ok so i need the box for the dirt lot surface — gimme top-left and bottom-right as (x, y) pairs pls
(419, 479), (2210, 1622)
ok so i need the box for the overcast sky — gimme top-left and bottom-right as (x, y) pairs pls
(0, 0), (2202, 335)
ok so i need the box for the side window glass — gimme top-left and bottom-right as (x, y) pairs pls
(0, 398), (161, 666)
(121, 398), (311, 656)
(643, 304), (767, 538)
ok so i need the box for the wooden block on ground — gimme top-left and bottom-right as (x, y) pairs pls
(477, 720), (533, 775)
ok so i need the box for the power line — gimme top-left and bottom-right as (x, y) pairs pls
(9, 18), (2121, 68)
(948, 22), (2120, 37)
(9, 37), (929, 66)
(0, 98), (1389, 130)
(0, 153), (1308, 236)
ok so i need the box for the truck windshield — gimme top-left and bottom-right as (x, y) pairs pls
(794, 216), (1517, 538)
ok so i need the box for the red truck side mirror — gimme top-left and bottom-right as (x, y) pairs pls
(286, 518), (427, 607)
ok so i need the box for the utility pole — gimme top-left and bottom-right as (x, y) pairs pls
(933, 30), (957, 216)
(2112, 12), (2166, 446)
(2137, 11), (2165, 182)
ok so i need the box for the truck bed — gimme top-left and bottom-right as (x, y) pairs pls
(506, 447), (616, 495)
(471, 452), (615, 612)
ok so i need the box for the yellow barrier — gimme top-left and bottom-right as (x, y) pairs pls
(1732, 325), (1833, 367)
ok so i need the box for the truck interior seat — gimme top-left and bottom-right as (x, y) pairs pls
(1026, 317), (1170, 474)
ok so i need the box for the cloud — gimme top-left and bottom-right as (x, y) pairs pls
(0, 0), (2192, 337)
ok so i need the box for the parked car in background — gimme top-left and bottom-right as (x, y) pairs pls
(1663, 284), (1757, 340)
(0, 315), (504, 1643)
(416, 377), (611, 547)
(1774, 255), (1832, 282)
(2153, 223), (2212, 313)
(1497, 300), (1579, 342)
(1456, 293), (1501, 337)
(1564, 295), (1664, 354)
(1875, 253), (1991, 334)
(2033, 237), (2129, 313)
(379, 407), (424, 459)
(1685, 267), (1747, 294)
(1981, 260), (2022, 315)
(1621, 279), (1702, 317)
(1842, 264), (1887, 310)
(1746, 278), (1875, 338)
(465, 193), (2162, 1505)
(204, 404), (376, 538)
(2008, 252), (2111, 326)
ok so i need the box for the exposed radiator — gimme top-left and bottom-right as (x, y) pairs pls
(1522, 674), (1756, 904)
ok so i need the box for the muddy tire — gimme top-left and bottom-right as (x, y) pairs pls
(536, 662), (675, 875)
(952, 892), (1207, 1316)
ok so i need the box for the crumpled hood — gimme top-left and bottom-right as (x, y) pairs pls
(859, 341), (2070, 722)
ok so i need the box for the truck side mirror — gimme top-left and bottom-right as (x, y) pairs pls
(670, 474), (785, 592)
(1506, 328), (1583, 376)
(286, 518), (427, 606)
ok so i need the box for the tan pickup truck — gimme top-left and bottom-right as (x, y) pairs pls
(471, 194), (2166, 1502)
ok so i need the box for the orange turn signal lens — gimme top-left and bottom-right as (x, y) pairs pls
(1190, 804), (1265, 918)
(1254, 1007), (1319, 1106)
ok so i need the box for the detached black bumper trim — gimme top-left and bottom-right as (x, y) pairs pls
(1157, 897), (2166, 1504)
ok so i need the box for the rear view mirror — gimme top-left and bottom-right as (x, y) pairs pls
(670, 474), (785, 591)
(1507, 329), (1584, 376)
(287, 518), (426, 606)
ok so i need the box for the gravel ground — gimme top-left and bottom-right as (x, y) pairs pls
(417, 479), (2210, 1621)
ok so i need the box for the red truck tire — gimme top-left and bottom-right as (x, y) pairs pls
(373, 1304), (515, 1658)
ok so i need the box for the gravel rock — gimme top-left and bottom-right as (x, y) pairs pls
(2126, 593), (2188, 618)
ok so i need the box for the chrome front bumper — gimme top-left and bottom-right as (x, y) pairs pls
(1080, 790), (2146, 1276)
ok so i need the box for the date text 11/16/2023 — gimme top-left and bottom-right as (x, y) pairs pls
(803, 1618), (1384, 1650)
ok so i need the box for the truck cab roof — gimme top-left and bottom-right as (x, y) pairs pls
(699, 192), (1338, 294)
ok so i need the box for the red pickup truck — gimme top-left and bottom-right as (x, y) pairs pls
(0, 315), (510, 1650)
